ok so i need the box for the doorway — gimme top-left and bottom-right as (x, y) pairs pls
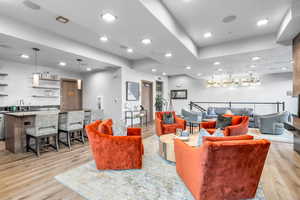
(141, 80), (153, 122)
(60, 79), (82, 111)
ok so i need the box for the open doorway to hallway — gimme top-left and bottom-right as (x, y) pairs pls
(141, 80), (153, 123)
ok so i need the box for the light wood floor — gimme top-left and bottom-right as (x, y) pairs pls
(0, 125), (299, 200)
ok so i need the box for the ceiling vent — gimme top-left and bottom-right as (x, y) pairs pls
(23, 0), (41, 10)
(222, 15), (237, 23)
(0, 44), (12, 49)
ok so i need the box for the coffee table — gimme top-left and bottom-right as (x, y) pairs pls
(158, 133), (199, 162)
(202, 118), (217, 122)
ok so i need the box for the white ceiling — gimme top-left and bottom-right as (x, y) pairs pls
(0, 0), (296, 78)
(0, 34), (116, 73)
(162, 0), (293, 47)
(136, 45), (293, 78)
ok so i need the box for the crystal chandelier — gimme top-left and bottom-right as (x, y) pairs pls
(207, 72), (261, 88)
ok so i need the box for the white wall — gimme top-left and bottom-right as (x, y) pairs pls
(83, 69), (122, 120)
(168, 72), (298, 115)
(0, 59), (82, 107)
(121, 66), (169, 121)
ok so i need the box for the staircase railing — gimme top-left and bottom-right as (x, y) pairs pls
(189, 102), (207, 112)
(190, 101), (285, 113)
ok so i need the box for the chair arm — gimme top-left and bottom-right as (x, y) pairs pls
(203, 135), (254, 143)
(200, 121), (216, 129)
(224, 120), (249, 136)
(175, 116), (186, 129)
(155, 118), (163, 136)
(127, 128), (142, 136)
(174, 139), (205, 196)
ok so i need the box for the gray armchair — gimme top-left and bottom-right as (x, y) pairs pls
(257, 111), (289, 135)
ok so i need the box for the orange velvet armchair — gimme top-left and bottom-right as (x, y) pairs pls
(155, 111), (186, 136)
(200, 115), (249, 136)
(85, 120), (143, 170)
(174, 135), (270, 200)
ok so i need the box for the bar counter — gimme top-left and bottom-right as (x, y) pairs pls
(4, 111), (60, 153)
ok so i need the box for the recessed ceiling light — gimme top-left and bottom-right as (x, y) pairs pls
(249, 65), (256, 68)
(127, 48), (133, 53)
(162, 72), (167, 76)
(281, 67), (287, 70)
(186, 66), (191, 70)
(218, 68), (223, 72)
(59, 62), (67, 66)
(20, 54), (30, 59)
(56, 16), (69, 24)
(86, 67), (92, 71)
(152, 68), (157, 72)
(165, 52), (172, 58)
(252, 56), (261, 61)
(101, 12), (117, 23)
(257, 19), (269, 27)
(203, 32), (212, 38)
(197, 73), (202, 76)
(213, 61), (220, 65)
(99, 36), (108, 42)
(141, 38), (152, 45)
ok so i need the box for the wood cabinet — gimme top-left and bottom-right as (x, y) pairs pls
(293, 33), (300, 96)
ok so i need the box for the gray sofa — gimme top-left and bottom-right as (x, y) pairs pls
(256, 111), (289, 135)
(204, 107), (256, 127)
(181, 109), (203, 126)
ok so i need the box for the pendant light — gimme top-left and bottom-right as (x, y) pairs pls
(32, 48), (40, 87)
(76, 58), (82, 90)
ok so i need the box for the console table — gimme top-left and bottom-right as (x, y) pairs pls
(124, 110), (147, 127)
(284, 117), (300, 155)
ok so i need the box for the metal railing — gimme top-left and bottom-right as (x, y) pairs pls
(190, 101), (285, 113)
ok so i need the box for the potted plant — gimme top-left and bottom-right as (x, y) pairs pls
(155, 95), (166, 111)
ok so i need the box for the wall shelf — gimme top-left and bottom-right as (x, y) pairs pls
(32, 86), (60, 90)
(0, 94), (8, 97)
(0, 73), (8, 76)
(32, 95), (59, 98)
(0, 84), (8, 86)
(39, 78), (60, 82)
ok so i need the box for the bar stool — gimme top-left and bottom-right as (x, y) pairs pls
(26, 112), (59, 157)
(84, 110), (92, 138)
(91, 109), (104, 122)
(58, 111), (85, 150)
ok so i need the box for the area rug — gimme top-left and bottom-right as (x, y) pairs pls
(248, 128), (293, 144)
(55, 136), (265, 200)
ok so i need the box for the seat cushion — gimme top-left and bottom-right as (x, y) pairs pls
(206, 128), (216, 135)
(162, 124), (180, 134)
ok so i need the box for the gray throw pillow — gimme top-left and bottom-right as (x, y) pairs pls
(163, 112), (175, 124)
(216, 115), (232, 129)
(197, 128), (211, 146)
(208, 108), (216, 115)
